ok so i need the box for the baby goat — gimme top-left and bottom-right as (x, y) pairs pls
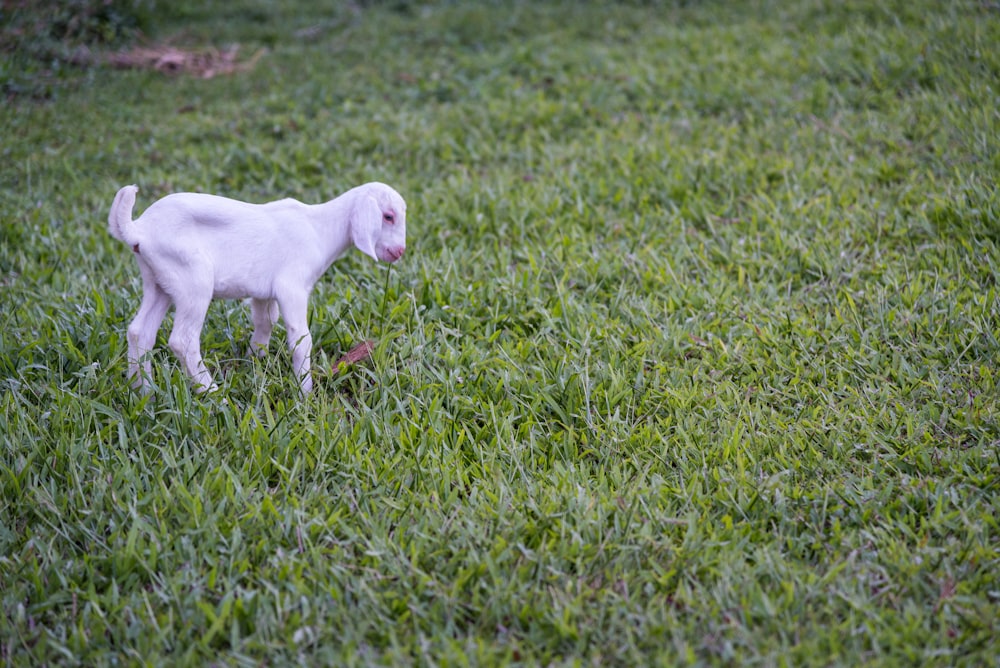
(108, 182), (407, 395)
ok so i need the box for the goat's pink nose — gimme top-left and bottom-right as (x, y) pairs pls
(388, 246), (406, 261)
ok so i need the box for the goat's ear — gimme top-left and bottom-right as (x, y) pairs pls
(351, 195), (381, 261)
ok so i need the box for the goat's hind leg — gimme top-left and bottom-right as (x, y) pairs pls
(126, 266), (171, 392)
(168, 295), (218, 393)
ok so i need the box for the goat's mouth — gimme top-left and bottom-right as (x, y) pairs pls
(382, 246), (406, 263)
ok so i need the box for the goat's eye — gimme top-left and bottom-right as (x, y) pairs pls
(384, 213), (395, 224)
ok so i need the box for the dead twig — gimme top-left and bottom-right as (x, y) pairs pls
(104, 43), (266, 78)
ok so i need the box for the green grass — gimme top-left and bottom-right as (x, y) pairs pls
(2, 0), (999, 664)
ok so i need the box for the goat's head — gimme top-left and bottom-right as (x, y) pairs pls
(350, 182), (407, 264)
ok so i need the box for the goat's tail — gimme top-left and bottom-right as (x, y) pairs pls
(108, 184), (139, 244)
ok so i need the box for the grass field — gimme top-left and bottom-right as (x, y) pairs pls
(2, 0), (999, 664)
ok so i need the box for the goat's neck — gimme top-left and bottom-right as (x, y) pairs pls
(307, 197), (355, 266)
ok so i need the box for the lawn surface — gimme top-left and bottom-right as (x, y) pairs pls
(2, 0), (999, 664)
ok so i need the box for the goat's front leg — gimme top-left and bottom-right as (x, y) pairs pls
(277, 291), (313, 394)
(168, 296), (218, 393)
(249, 298), (279, 358)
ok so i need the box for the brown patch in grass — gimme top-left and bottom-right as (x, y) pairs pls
(331, 340), (375, 375)
(104, 43), (266, 78)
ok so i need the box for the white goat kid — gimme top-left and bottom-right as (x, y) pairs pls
(108, 182), (407, 395)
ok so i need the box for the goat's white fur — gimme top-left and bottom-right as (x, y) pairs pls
(109, 182), (407, 394)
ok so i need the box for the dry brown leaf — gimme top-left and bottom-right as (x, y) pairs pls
(331, 340), (375, 374)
